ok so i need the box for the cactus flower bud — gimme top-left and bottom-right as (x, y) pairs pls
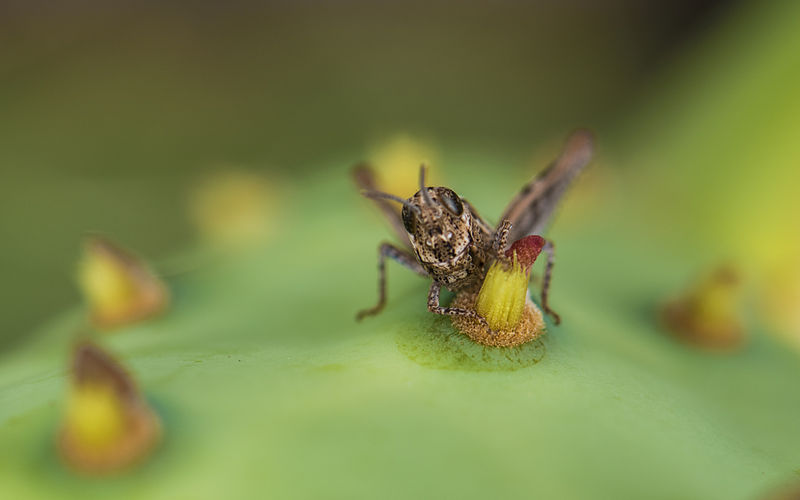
(661, 265), (745, 351)
(451, 235), (547, 347)
(58, 343), (162, 474)
(78, 236), (169, 330)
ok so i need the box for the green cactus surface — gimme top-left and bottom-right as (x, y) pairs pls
(1, 159), (800, 498)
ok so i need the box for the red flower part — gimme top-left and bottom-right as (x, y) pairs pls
(504, 235), (546, 270)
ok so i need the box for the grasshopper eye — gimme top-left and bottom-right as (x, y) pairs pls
(401, 206), (416, 233)
(440, 189), (463, 216)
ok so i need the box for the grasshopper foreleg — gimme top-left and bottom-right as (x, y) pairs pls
(356, 242), (427, 321)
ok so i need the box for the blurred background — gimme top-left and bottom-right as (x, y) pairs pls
(1, 0), (798, 348)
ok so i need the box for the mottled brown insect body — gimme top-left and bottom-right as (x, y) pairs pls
(403, 188), (488, 291)
(354, 129), (594, 327)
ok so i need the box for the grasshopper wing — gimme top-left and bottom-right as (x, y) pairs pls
(499, 129), (594, 242)
(352, 163), (413, 249)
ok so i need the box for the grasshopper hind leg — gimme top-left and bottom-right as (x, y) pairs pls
(356, 242), (428, 321)
(540, 240), (561, 325)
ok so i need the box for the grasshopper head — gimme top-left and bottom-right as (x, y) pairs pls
(361, 165), (478, 272)
(400, 168), (474, 269)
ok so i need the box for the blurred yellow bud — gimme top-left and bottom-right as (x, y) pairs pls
(65, 383), (126, 449)
(661, 266), (745, 351)
(58, 343), (161, 475)
(188, 169), (276, 249)
(760, 257), (800, 348)
(78, 236), (169, 331)
(368, 134), (440, 198)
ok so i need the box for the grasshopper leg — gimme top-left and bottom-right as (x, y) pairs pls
(540, 240), (561, 325)
(426, 281), (492, 330)
(356, 242), (427, 321)
(491, 219), (513, 258)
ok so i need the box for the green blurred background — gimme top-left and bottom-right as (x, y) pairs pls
(0, 0), (748, 349)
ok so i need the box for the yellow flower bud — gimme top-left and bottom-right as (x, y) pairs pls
(58, 343), (161, 475)
(661, 266), (745, 351)
(65, 383), (126, 449)
(78, 236), (169, 330)
(187, 169), (276, 249)
(476, 255), (529, 331)
(368, 134), (440, 199)
(451, 236), (548, 347)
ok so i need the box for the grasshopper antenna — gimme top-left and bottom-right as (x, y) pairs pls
(362, 190), (421, 215)
(418, 164), (435, 207)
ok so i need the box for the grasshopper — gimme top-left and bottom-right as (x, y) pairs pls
(354, 130), (594, 327)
